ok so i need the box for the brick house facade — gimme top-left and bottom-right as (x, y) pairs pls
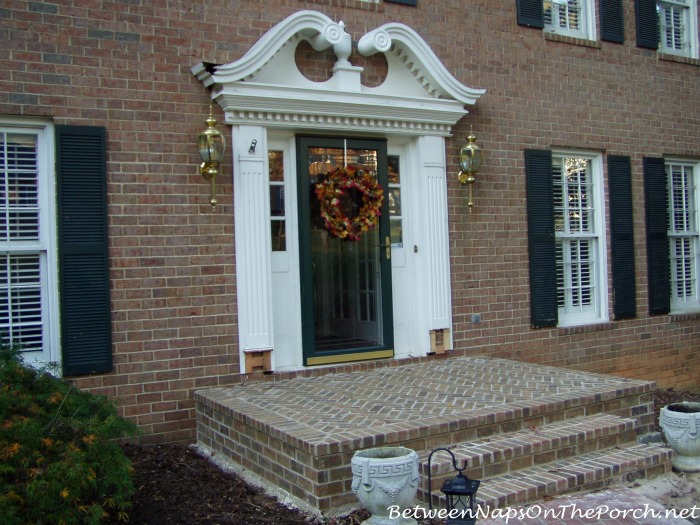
(2, 0), (699, 444)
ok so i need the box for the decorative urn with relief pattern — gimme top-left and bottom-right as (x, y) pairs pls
(351, 446), (420, 525)
(660, 402), (700, 472)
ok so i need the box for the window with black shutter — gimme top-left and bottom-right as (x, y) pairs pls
(635, 0), (660, 49)
(608, 156), (636, 319)
(525, 149), (558, 328)
(643, 156), (670, 315)
(517, 0), (545, 28)
(518, 0), (627, 43)
(600, 0), (625, 43)
(56, 125), (112, 375)
(526, 149), (609, 328)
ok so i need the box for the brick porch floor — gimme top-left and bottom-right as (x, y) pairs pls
(195, 355), (671, 514)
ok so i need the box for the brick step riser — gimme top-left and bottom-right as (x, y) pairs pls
(419, 446), (672, 510)
(402, 396), (654, 464)
(419, 426), (638, 493)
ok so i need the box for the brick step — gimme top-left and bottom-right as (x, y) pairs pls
(420, 413), (638, 492)
(424, 442), (672, 510)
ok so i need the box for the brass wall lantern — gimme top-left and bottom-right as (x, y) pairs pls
(457, 127), (483, 212)
(197, 105), (225, 211)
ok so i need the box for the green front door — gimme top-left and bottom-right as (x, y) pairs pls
(297, 137), (394, 366)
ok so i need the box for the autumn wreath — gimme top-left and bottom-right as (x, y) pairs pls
(315, 167), (384, 241)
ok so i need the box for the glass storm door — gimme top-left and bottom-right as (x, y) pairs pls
(297, 137), (394, 366)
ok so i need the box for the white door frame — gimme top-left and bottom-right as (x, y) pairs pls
(192, 10), (485, 372)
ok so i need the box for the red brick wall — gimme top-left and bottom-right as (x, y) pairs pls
(2, 0), (698, 443)
(441, 0), (700, 390)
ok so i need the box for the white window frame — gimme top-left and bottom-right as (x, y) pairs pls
(552, 151), (608, 327)
(658, 0), (699, 58)
(666, 158), (700, 313)
(544, 0), (596, 40)
(0, 119), (59, 367)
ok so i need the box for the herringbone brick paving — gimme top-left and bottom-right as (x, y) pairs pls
(198, 356), (653, 451)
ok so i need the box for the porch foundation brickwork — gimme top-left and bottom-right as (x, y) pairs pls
(194, 357), (669, 512)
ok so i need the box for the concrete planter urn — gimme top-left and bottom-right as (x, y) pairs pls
(351, 446), (420, 525)
(660, 402), (700, 472)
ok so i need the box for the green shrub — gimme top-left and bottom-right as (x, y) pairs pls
(0, 344), (140, 524)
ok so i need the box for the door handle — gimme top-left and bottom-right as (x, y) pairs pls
(378, 236), (391, 260)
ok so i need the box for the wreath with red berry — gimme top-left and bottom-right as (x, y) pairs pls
(315, 167), (384, 241)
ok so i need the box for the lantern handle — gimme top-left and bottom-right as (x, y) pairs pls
(427, 447), (465, 474)
(426, 447), (466, 521)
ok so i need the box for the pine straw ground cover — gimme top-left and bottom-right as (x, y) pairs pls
(106, 388), (700, 525)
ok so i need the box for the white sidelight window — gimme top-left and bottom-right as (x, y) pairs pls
(552, 153), (606, 325)
(667, 161), (699, 311)
(0, 123), (58, 365)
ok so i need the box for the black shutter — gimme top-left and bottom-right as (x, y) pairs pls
(600, 0), (625, 43)
(635, 0), (659, 49)
(525, 149), (558, 328)
(643, 157), (670, 316)
(608, 156), (636, 319)
(517, 0), (545, 28)
(56, 126), (112, 375)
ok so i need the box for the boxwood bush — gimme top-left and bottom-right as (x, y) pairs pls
(0, 344), (139, 524)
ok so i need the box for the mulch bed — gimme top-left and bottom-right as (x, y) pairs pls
(106, 388), (700, 525)
(103, 443), (368, 525)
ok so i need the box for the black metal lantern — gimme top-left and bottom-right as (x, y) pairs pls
(427, 448), (481, 525)
(441, 471), (480, 525)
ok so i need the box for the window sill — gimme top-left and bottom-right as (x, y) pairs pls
(298, 0), (384, 11)
(557, 321), (614, 335)
(544, 32), (601, 49)
(658, 52), (700, 67)
(669, 310), (700, 322)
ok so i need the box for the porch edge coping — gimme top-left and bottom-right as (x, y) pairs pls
(194, 357), (656, 457)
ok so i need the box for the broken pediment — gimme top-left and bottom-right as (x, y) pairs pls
(192, 10), (485, 136)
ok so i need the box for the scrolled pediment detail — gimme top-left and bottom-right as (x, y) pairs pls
(192, 10), (347, 87)
(358, 23), (485, 106)
(191, 10), (485, 136)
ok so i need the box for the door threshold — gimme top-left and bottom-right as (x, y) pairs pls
(306, 349), (393, 366)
